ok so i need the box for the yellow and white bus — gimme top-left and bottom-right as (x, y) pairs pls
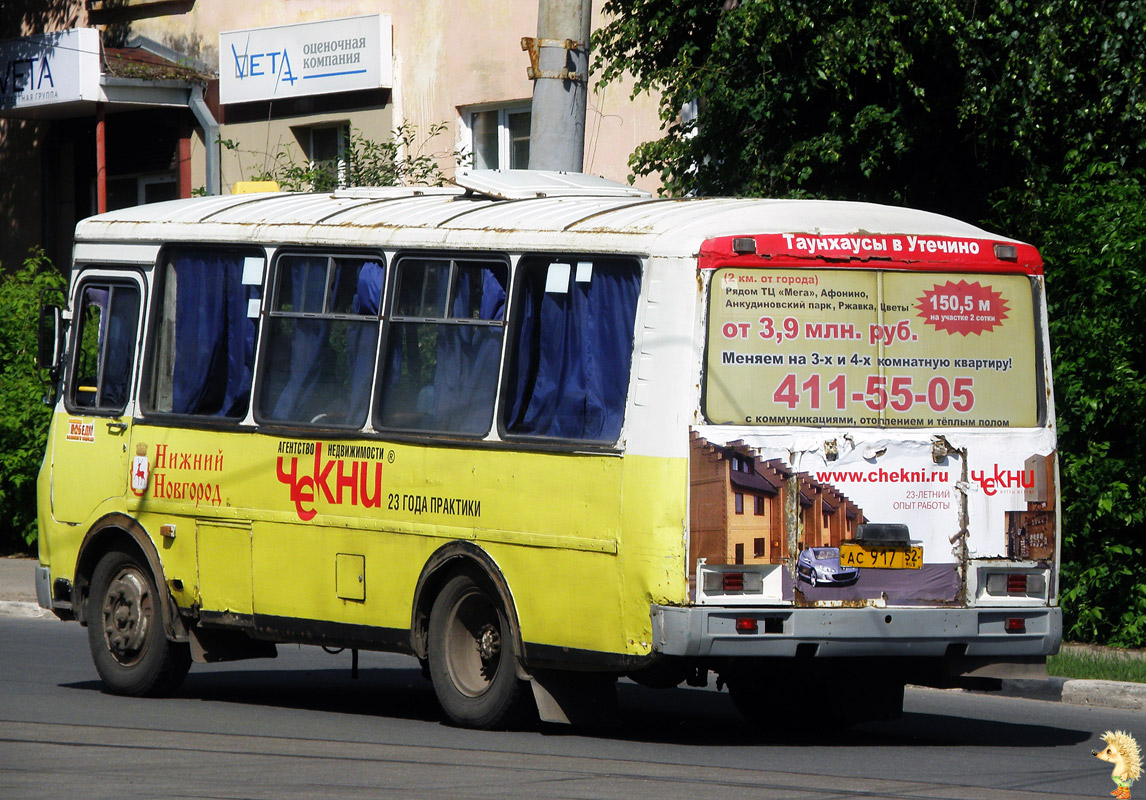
(35, 170), (1060, 728)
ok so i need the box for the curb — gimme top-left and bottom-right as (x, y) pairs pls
(996, 677), (1067, 703)
(989, 676), (1146, 712)
(1060, 679), (1146, 712)
(0, 600), (52, 619)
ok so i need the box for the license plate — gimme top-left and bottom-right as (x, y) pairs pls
(838, 543), (922, 569)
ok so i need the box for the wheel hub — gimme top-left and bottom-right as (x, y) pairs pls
(102, 569), (151, 663)
(441, 589), (507, 697)
(477, 623), (500, 663)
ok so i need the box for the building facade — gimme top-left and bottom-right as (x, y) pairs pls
(689, 431), (864, 567)
(0, 0), (662, 270)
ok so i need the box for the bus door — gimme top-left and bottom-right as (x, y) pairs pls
(122, 246), (267, 620)
(50, 273), (144, 524)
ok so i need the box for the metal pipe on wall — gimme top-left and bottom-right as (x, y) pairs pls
(525, 0), (591, 172)
(189, 85), (221, 196)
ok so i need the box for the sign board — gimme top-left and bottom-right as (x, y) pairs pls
(0, 28), (101, 112)
(220, 15), (393, 104)
(705, 266), (1038, 427)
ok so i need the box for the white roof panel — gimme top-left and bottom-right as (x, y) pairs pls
(330, 194), (501, 229)
(74, 174), (1019, 257)
(437, 196), (660, 233)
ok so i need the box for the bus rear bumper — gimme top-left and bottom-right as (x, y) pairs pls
(651, 604), (1062, 660)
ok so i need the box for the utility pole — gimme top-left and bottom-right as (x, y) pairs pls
(522, 0), (591, 172)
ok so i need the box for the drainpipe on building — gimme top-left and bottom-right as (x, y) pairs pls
(189, 84), (221, 195)
(524, 0), (591, 172)
(95, 103), (107, 213)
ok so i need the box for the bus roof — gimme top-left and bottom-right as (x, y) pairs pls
(73, 170), (1034, 266)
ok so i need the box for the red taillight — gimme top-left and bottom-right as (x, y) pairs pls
(1005, 617), (1026, 634)
(723, 572), (744, 592)
(1006, 574), (1028, 594)
(735, 617), (758, 634)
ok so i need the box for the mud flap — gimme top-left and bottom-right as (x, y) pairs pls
(189, 626), (278, 663)
(529, 670), (620, 726)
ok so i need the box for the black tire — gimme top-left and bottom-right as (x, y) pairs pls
(86, 548), (191, 697)
(427, 573), (527, 729)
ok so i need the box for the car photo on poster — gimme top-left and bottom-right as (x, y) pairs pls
(796, 546), (860, 588)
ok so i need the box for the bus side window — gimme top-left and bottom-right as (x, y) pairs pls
(376, 256), (507, 435)
(69, 282), (140, 413)
(256, 254), (383, 427)
(145, 248), (262, 419)
(503, 256), (640, 443)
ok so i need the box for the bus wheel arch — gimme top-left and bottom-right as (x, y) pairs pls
(411, 542), (530, 728)
(410, 541), (523, 665)
(74, 514), (188, 643)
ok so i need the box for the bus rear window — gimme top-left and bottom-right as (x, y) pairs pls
(704, 268), (1040, 427)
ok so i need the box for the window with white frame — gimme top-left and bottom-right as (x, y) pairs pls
(462, 104), (531, 170)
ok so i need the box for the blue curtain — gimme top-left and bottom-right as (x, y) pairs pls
(346, 261), (384, 423)
(429, 267), (506, 432)
(169, 251), (260, 416)
(505, 259), (640, 441)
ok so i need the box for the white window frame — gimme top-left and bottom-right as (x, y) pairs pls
(458, 102), (531, 170)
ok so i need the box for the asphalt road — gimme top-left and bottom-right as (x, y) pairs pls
(1, 613), (1141, 800)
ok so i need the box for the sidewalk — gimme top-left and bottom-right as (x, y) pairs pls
(0, 555), (49, 618)
(2, 555), (1143, 711)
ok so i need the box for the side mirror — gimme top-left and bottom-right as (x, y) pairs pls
(36, 302), (62, 371)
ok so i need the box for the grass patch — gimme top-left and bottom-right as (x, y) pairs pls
(1048, 647), (1146, 683)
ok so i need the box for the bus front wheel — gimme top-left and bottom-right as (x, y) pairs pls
(86, 548), (190, 697)
(427, 573), (527, 729)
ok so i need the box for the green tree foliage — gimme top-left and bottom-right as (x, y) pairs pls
(596, 1), (1146, 645)
(0, 250), (66, 553)
(595, 0), (1146, 219)
(1001, 165), (1146, 648)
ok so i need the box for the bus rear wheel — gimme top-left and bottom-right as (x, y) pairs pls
(427, 573), (527, 729)
(86, 548), (190, 697)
